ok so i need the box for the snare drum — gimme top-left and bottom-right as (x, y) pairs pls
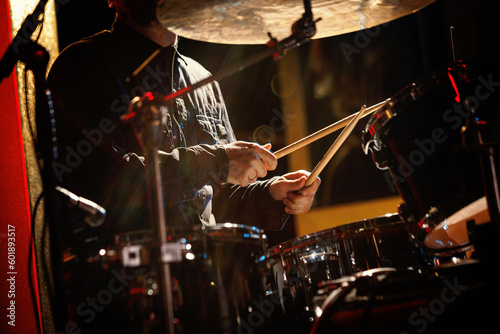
(263, 214), (416, 333)
(362, 62), (488, 254)
(70, 224), (270, 334)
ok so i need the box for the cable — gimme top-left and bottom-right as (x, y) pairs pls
(30, 191), (45, 334)
(25, 10), (48, 332)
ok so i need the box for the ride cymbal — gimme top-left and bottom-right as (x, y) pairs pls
(157, 0), (436, 44)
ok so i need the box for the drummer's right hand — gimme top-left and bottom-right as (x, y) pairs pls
(224, 141), (277, 187)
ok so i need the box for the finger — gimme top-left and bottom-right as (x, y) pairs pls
(284, 192), (309, 207)
(283, 170), (310, 181)
(288, 191), (314, 204)
(252, 158), (268, 179)
(237, 174), (251, 187)
(249, 169), (258, 183)
(300, 177), (321, 196)
(252, 145), (277, 171)
(285, 206), (307, 215)
(285, 176), (307, 193)
(261, 143), (273, 170)
(262, 143), (272, 151)
(283, 198), (312, 215)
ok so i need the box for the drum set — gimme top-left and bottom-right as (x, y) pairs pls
(65, 1), (500, 333)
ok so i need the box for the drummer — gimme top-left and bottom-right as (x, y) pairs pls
(46, 0), (321, 238)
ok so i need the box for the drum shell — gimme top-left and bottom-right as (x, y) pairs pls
(263, 214), (416, 333)
(68, 224), (270, 334)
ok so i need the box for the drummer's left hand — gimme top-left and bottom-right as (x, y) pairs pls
(269, 170), (321, 215)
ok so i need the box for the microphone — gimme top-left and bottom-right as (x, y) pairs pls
(55, 186), (106, 227)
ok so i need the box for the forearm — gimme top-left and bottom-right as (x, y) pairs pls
(158, 144), (229, 205)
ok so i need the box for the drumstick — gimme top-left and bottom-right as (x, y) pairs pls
(302, 104), (366, 188)
(274, 99), (389, 159)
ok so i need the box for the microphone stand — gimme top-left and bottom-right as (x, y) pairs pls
(0, 0), (48, 81)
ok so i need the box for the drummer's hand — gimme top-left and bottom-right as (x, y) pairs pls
(269, 170), (321, 215)
(225, 141), (277, 187)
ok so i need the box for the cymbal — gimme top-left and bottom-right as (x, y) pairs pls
(157, 0), (436, 45)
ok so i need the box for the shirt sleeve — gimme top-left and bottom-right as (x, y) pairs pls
(213, 177), (290, 230)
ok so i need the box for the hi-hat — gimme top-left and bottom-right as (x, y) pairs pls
(157, 0), (436, 45)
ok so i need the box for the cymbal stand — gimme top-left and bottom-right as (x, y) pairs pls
(127, 93), (175, 334)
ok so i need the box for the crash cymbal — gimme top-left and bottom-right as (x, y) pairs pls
(157, 0), (435, 44)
